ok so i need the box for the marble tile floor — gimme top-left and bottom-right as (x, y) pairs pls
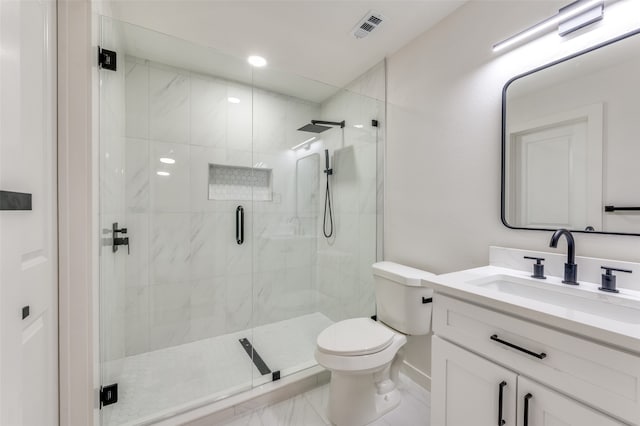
(217, 373), (431, 426)
(102, 313), (333, 426)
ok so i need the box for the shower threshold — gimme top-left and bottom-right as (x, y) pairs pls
(100, 312), (333, 426)
(238, 337), (273, 376)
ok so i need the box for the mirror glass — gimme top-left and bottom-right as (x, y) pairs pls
(502, 29), (640, 235)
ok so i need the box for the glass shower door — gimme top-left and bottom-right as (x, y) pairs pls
(97, 17), (128, 426)
(98, 15), (384, 425)
(98, 17), (256, 426)
(248, 69), (382, 384)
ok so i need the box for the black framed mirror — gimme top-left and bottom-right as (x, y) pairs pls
(501, 28), (640, 236)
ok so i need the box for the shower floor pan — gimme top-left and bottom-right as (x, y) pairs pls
(101, 312), (333, 426)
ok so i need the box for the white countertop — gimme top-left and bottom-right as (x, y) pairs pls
(426, 265), (640, 355)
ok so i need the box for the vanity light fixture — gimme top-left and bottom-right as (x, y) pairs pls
(353, 124), (364, 129)
(247, 55), (267, 67)
(227, 97), (240, 104)
(291, 136), (317, 151)
(156, 171), (170, 177)
(159, 157), (175, 164)
(493, 0), (604, 52)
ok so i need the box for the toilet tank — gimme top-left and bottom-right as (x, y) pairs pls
(373, 261), (436, 335)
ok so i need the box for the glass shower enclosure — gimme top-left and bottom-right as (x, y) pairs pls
(98, 17), (384, 425)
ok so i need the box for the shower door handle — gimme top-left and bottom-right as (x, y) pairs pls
(236, 205), (244, 245)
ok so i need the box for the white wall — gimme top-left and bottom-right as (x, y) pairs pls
(58, 0), (100, 423)
(386, 0), (640, 385)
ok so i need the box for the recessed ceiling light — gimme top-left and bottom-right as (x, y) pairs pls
(247, 55), (267, 67)
(159, 157), (175, 164)
(156, 171), (170, 176)
(227, 97), (240, 104)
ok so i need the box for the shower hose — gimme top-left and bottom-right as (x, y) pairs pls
(323, 171), (334, 238)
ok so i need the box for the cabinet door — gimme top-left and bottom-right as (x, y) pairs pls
(517, 376), (625, 426)
(432, 336), (518, 426)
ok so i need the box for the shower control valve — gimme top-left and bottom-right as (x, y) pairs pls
(112, 222), (130, 254)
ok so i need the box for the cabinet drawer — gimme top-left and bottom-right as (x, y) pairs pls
(433, 294), (640, 425)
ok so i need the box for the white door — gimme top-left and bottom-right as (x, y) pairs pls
(506, 104), (603, 231)
(432, 336), (518, 426)
(517, 376), (624, 426)
(0, 0), (58, 425)
(513, 121), (588, 229)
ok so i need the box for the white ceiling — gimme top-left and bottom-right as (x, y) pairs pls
(114, 18), (343, 102)
(106, 1), (466, 89)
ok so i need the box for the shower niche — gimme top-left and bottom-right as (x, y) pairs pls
(98, 16), (384, 426)
(208, 163), (273, 201)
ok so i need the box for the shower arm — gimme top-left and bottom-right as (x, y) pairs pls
(312, 120), (345, 128)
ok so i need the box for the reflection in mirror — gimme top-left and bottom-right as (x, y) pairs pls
(502, 29), (640, 235)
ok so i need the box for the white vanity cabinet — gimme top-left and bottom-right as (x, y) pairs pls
(432, 336), (518, 426)
(432, 337), (623, 426)
(431, 294), (639, 426)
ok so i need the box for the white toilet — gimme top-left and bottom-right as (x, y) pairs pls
(315, 261), (435, 426)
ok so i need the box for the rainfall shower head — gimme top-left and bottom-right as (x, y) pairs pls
(297, 123), (332, 133)
(297, 120), (345, 133)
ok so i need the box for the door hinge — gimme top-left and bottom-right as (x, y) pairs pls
(100, 383), (118, 408)
(98, 47), (117, 71)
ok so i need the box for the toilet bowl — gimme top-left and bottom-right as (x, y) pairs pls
(315, 262), (435, 426)
(315, 318), (408, 426)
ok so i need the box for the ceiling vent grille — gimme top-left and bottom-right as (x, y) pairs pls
(353, 11), (386, 39)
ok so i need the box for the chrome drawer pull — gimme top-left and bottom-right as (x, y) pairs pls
(490, 334), (547, 360)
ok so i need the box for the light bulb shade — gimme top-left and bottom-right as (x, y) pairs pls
(493, 0), (604, 52)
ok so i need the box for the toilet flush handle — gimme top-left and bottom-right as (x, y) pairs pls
(421, 297), (433, 304)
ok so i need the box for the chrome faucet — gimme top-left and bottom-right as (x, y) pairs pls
(549, 229), (578, 285)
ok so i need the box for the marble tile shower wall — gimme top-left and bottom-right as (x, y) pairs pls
(315, 64), (384, 322)
(123, 56), (321, 355)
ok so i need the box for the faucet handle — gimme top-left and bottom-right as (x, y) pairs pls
(524, 256), (546, 279)
(599, 266), (632, 293)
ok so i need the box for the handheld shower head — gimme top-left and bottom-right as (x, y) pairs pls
(322, 149), (334, 238)
(324, 149), (332, 175)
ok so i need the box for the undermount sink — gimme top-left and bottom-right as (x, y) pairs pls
(467, 274), (640, 325)
(427, 249), (640, 356)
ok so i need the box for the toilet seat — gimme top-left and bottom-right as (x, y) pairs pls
(317, 318), (396, 356)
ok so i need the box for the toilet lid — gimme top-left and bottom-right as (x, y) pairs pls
(317, 318), (396, 356)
